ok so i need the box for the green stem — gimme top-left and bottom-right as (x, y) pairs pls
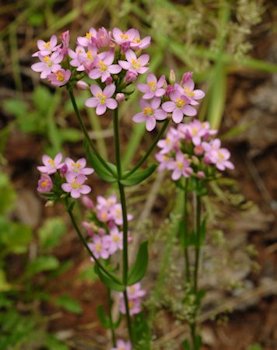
(193, 190), (201, 293)
(112, 108), (133, 343)
(183, 178), (190, 284)
(67, 86), (114, 175)
(107, 288), (116, 347)
(124, 119), (170, 178)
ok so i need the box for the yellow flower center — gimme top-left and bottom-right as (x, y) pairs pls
(97, 93), (107, 104)
(143, 107), (153, 116)
(176, 98), (185, 108)
(72, 162), (81, 171)
(44, 41), (51, 49)
(133, 38), (141, 44)
(71, 180), (81, 190)
(191, 127), (198, 136)
(183, 87), (195, 97)
(112, 235), (120, 243)
(41, 180), (49, 188)
(86, 50), (93, 60)
(218, 151), (225, 161)
(47, 159), (55, 166)
(86, 32), (92, 39)
(177, 161), (183, 170)
(131, 58), (141, 70)
(43, 56), (53, 67)
(99, 60), (107, 72)
(55, 71), (65, 82)
(120, 33), (129, 40)
(95, 242), (102, 253)
(148, 81), (156, 92)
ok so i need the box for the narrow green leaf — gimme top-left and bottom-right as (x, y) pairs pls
(182, 340), (191, 350)
(55, 295), (82, 314)
(97, 305), (112, 329)
(128, 241), (148, 285)
(84, 140), (117, 183)
(95, 265), (124, 292)
(26, 256), (59, 276)
(121, 165), (157, 186)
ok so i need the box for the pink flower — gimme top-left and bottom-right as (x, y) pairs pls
(208, 148), (234, 171)
(124, 71), (137, 84)
(76, 80), (89, 90)
(77, 27), (97, 47)
(137, 74), (166, 99)
(37, 174), (53, 193)
(130, 30), (151, 50)
(32, 35), (59, 57)
(31, 52), (63, 79)
(81, 195), (94, 209)
(162, 91), (197, 123)
(180, 119), (207, 146)
(108, 226), (123, 254)
(61, 173), (91, 198)
(69, 45), (98, 72)
(96, 27), (112, 49)
(112, 28), (137, 46)
(112, 203), (133, 225)
(85, 84), (117, 115)
(89, 51), (121, 82)
(59, 30), (70, 56)
(112, 339), (132, 350)
(156, 152), (172, 171)
(127, 283), (146, 299)
(168, 152), (193, 180)
(133, 98), (167, 131)
(179, 72), (205, 103)
(48, 69), (71, 87)
(119, 50), (149, 75)
(88, 235), (110, 259)
(65, 157), (94, 175)
(119, 297), (142, 316)
(37, 153), (64, 174)
(157, 127), (180, 154)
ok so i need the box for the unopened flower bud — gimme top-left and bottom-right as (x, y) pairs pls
(181, 71), (193, 85)
(116, 93), (125, 103)
(60, 164), (68, 177)
(165, 84), (175, 96)
(81, 195), (94, 209)
(196, 171), (205, 179)
(125, 71), (137, 84)
(104, 76), (113, 85)
(194, 145), (204, 156)
(76, 80), (89, 90)
(169, 69), (176, 84)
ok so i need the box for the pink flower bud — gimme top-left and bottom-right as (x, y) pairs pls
(76, 80), (89, 90)
(181, 71), (193, 85)
(196, 171), (205, 179)
(104, 76), (113, 85)
(124, 71), (137, 83)
(116, 93), (125, 103)
(81, 195), (94, 209)
(59, 164), (68, 177)
(194, 145), (204, 156)
(165, 84), (175, 96)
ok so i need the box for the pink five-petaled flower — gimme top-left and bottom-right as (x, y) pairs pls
(32, 35), (59, 57)
(133, 98), (167, 131)
(208, 147), (234, 171)
(61, 173), (91, 198)
(180, 72), (205, 103)
(37, 153), (64, 174)
(168, 152), (193, 180)
(108, 226), (123, 254)
(89, 51), (121, 82)
(127, 283), (146, 300)
(37, 174), (53, 193)
(88, 235), (110, 259)
(130, 29), (151, 50)
(65, 157), (94, 176)
(111, 339), (132, 350)
(31, 52), (63, 79)
(137, 73), (166, 99)
(119, 296), (142, 316)
(85, 84), (117, 115)
(48, 69), (71, 87)
(112, 28), (137, 47)
(77, 27), (97, 47)
(119, 50), (149, 75)
(162, 91), (197, 123)
(157, 127), (180, 154)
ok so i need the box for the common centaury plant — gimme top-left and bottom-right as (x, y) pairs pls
(31, 27), (234, 349)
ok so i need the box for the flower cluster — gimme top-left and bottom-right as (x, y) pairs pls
(156, 119), (234, 181)
(133, 72), (205, 131)
(111, 339), (132, 350)
(31, 28), (151, 115)
(37, 153), (93, 199)
(117, 282), (146, 316)
(81, 195), (133, 260)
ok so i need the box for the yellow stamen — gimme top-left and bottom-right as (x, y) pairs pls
(98, 60), (107, 72)
(131, 58), (141, 70)
(183, 87), (195, 97)
(177, 161), (184, 170)
(176, 98), (185, 108)
(148, 81), (156, 92)
(71, 180), (81, 190)
(48, 159), (55, 166)
(86, 50), (93, 60)
(56, 71), (65, 82)
(86, 32), (92, 39)
(143, 106), (153, 116)
(120, 33), (129, 40)
(97, 92), (107, 105)
(44, 41), (51, 49)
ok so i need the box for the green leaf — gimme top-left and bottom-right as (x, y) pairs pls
(59, 128), (82, 142)
(97, 305), (112, 329)
(0, 173), (16, 215)
(38, 217), (66, 250)
(45, 335), (69, 350)
(128, 241), (148, 285)
(26, 256), (59, 276)
(182, 340), (191, 350)
(121, 165), (157, 186)
(132, 312), (151, 349)
(3, 98), (28, 117)
(55, 295), (82, 314)
(94, 265), (124, 291)
(0, 269), (12, 292)
(84, 140), (117, 183)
